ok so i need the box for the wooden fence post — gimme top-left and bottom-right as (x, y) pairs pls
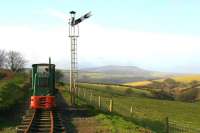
(90, 92), (93, 103)
(109, 99), (113, 112)
(130, 106), (133, 116)
(77, 88), (79, 97)
(166, 117), (169, 133)
(98, 96), (101, 109)
(84, 89), (86, 97)
(79, 88), (81, 97)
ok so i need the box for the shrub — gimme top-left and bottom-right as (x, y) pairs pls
(0, 82), (25, 111)
(124, 88), (134, 96)
(151, 90), (175, 100)
(147, 78), (179, 90)
(147, 81), (164, 89)
(176, 87), (200, 102)
(163, 78), (178, 89)
(12, 72), (28, 85)
(55, 70), (64, 83)
(189, 80), (200, 87)
(57, 81), (65, 86)
(0, 72), (6, 80)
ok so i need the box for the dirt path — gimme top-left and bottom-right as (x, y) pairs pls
(56, 91), (108, 133)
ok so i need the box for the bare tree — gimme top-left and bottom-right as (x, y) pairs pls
(6, 51), (26, 72)
(0, 50), (6, 68)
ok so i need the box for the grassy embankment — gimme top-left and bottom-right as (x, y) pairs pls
(0, 72), (30, 132)
(61, 83), (200, 132)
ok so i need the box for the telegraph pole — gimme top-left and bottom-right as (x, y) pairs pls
(68, 11), (91, 106)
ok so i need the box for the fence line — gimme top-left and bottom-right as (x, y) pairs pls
(70, 87), (199, 133)
(167, 118), (200, 133)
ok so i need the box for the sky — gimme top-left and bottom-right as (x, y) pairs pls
(0, 0), (200, 73)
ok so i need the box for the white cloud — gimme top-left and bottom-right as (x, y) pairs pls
(0, 22), (200, 73)
(46, 8), (69, 21)
(33, 8), (69, 21)
(78, 23), (200, 71)
(0, 26), (67, 68)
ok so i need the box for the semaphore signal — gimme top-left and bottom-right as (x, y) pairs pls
(68, 11), (92, 106)
(70, 11), (92, 26)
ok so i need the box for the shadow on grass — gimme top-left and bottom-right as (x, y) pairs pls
(0, 110), (19, 128)
(0, 88), (31, 130)
(0, 100), (27, 130)
(57, 91), (98, 133)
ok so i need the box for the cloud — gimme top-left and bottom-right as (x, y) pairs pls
(0, 26), (67, 68)
(0, 22), (200, 73)
(79, 23), (200, 71)
(46, 8), (69, 21)
(33, 8), (69, 21)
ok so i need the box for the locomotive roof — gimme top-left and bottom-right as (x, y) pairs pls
(32, 63), (55, 67)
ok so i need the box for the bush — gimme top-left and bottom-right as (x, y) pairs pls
(147, 81), (164, 89)
(147, 78), (179, 90)
(12, 72), (29, 85)
(57, 81), (65, 86)
(55, 70), (64, 82)
(176, 87), (200, 102)
(0, 82), (21, 109)
(189, 80), (200, 87)
(163, 78), (178, 89)
(124, 88), (134, 96)
(151, 90), (175, 100)
(0, 72), (6, 80)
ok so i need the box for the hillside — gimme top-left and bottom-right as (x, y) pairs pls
(63, 83), (200, 131)
(61, 65), (174, 84)
(81, 65), (152, 75)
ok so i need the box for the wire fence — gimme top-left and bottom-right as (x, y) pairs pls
(167, 119), (200, 133)
(69, 87), (200, 133)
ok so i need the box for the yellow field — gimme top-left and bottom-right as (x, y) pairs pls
(124, 75), (200, 86)
(172, 75), (200, 82)
(124, 80), (152, 86)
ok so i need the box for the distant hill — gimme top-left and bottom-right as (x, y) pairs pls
(61, 65), (174, 84)
(81, 65), (153, 75)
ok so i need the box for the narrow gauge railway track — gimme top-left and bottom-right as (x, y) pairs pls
(17, 109), (66, 133)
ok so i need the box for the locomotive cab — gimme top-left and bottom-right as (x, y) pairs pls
(30, 58), (56, 109)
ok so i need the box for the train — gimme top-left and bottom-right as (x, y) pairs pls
(30, 58), (56, 109)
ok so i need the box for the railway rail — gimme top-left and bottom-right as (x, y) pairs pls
(17, 109), (66, 133)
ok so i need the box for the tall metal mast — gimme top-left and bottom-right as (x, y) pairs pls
(68, 11), (91, 106)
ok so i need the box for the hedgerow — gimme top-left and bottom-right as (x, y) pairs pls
(0, 73), (29, 111)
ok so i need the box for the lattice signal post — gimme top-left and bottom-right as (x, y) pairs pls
(68, 11), (91, 106)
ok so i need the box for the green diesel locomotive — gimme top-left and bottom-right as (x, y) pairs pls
(30, 58), (56, 109)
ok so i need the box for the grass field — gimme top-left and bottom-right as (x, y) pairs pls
(75, 83), (200, 132)
(125, 74), (200, 86)
(60, 87), (151, 132)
